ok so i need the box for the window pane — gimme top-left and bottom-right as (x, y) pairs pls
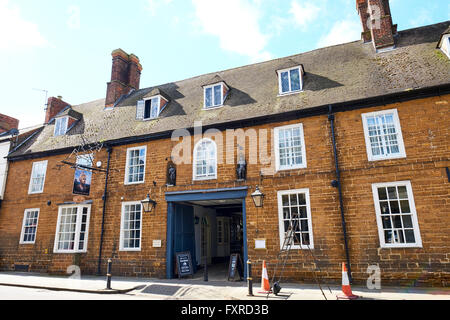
(382, 216), (392, 229)
(205, 88), (212, 107)
(402, 215), (413, 228)
(214, 85), (222, 106)
(281, 72), (289, 93)
(144, 100), (152, 119)
(387, 187), (397, 199)
(400, 200), (410, 214)
(378, 187), (388, 200)
(150, 98), (159, 119)
(290, 68), (301, 91)
(390, 201), (400, 214)
(404, 230), (416, 243)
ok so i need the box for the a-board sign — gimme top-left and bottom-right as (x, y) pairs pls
(228, 253), (244, 282)
(176, 251), (194, 279)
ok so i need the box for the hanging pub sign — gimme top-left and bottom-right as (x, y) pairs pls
(72, 154), (93, 196)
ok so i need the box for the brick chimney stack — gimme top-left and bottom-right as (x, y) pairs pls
(357, 0), (397, 51)
(105, 49), (143, 108)
(45, 96), (71, 124)
(0, 113), (19, 133)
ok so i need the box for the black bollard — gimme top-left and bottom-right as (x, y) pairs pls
(247, 259), (254, 296)
(203, 256), (208, 282)
(106, 258), (112, 290)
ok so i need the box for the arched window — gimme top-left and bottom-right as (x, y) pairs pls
(193, 138), (217, 180)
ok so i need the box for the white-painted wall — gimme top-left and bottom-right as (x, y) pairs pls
(0, 141), (11, 199)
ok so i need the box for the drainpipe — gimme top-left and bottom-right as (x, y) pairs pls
(97, 145), (112, 275)
(328, 106), (353, 283)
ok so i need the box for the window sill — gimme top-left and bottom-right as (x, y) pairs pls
(28, 191), (44, 195)
(193, 177), (217, 182)
(53, 250), (87, 254)
(119, 248), (142, 252)
(368, 154), (407, 162)
(379, 244), (422, 249)
(203, 105), (224, 111)
(276, 165), (307, 172)
(277, 90), (303, 97)
(280, 244), (314, 250)
(124, 181), (146, 186)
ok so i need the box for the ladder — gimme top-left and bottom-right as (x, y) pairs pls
(266, 220), (333, 300)
(267, 219), (298, 298)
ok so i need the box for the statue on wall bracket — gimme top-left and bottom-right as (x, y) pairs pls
(167, 159), (177, 186)
(236, 154), (247, 181)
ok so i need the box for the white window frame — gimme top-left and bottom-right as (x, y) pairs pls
(124, 146), (147, 185)
(439, 35), (450, 59)
(28, 160), (48, 194)
(274, 123), (307, 171)
(20, 208), (40, 244)
(193, 138), (218, 181)
(277, 66), (303, 96)
(277, 189), (314, 250)
(53, 204), (91, 254)
(372, 181), (422, 249)
(362, 109), (406, 162)
(203, 83), (225, 109)
(120, 201), (143, 252)
(143, 96), (162, 120)
(54, 116), (68, 136)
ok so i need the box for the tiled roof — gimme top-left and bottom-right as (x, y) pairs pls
(9, 21), (450, 158)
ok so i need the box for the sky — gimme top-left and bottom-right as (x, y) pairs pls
(0, 0), (449, 129)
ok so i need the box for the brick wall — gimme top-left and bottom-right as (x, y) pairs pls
(0, 94), (448, 286)
(0, 114), (19, 133)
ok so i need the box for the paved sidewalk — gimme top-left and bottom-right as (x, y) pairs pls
(0, 272), (449, 300)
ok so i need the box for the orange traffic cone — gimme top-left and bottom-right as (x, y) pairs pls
(259, 260), (272, 294)
(337, 262), (358, 300)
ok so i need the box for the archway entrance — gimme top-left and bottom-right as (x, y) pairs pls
(165, 187), (248, 280)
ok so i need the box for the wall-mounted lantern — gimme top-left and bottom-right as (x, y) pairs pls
(141, 194), (157, 213)
(251, 186), (265, 208)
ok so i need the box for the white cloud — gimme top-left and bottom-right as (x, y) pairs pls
(289, 1), (321, 29)
(317, 19), (361, 48)
(0, 0), (48, 50)
(191, 0), (271, 62)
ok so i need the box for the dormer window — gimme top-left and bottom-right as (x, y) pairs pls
(54, 117), (68, 136)
(441, 36), (450, 59)
(277, 66), (304, 95)
(136, 94), (169, 120)
(203, 76), (230, 109)
(204, 83), (223, 108)
(437, 28), (450, 59)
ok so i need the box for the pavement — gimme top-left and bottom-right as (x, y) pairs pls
(0, 271), (449, 300)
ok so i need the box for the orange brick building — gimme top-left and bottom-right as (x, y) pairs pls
(0, 1), (449, 286)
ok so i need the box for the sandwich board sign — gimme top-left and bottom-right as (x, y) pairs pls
(228, 253), (244, 282)
(176, 251), (194, 279)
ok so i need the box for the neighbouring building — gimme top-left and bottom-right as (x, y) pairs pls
(0, 1), (449, 286)
(0, 115), (42, 207)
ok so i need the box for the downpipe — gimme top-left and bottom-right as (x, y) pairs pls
(328, 107), (353, 283)
(97, 145), (112, 275)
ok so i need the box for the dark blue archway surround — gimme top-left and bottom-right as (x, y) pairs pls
(165, 187), (249, 279)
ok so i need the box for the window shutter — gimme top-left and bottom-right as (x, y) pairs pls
(136, 100), (145, 120)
